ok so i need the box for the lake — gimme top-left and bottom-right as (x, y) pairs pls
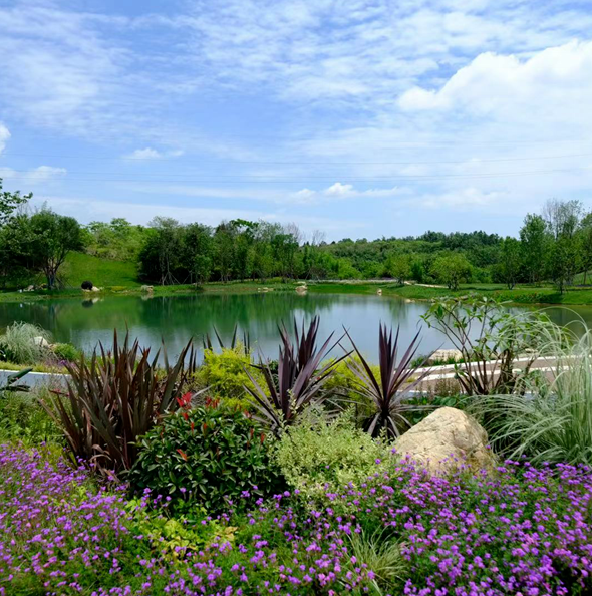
(2, 292), (592, 362)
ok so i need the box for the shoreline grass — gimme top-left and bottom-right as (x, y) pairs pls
(4, 279), (592, 305)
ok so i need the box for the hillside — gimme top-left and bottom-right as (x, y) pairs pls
(61, 252), (140, 289)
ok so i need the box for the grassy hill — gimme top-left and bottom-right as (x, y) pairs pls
(61, 252), (140, 289)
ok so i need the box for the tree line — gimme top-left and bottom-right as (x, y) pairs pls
(0, 177), (591, 292)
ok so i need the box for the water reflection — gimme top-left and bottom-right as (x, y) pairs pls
(2, 293), (592, 363)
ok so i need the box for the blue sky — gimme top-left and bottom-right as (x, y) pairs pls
(1, 0), (592, 241)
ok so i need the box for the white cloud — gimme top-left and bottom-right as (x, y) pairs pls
(0, 166), (67, 184)
(30, 195), (366, 236)
(324, 182), (354, 197)
(123, 147), (185, 160)
(0, 122), (9, 155)
(398, 41), (592, 120)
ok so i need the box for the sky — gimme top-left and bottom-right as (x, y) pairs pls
(1, 0), (592, 241)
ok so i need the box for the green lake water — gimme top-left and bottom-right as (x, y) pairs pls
(1, 293), (591, 362)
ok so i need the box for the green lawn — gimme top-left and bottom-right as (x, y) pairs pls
(61, 252), (140, 288)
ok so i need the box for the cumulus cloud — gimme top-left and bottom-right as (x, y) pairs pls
(398, 41), (592, 119)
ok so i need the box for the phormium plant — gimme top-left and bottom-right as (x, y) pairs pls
(42, 330), (198, 476)
(244, 316), (348, 433)
(347, 323), (431, 438)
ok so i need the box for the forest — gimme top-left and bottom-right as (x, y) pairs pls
(0, 177), (590, 292)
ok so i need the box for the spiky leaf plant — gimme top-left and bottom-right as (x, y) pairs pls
(244, 316), (347, 433)
(42, 331), (198, 476)
(346, 323), (431, 438)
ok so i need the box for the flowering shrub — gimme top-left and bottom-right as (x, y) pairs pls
(129, 401), (284, 514)
(2, 443), (592, 595)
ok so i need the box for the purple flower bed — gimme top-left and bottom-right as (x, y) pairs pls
(1, 444), (592, 595)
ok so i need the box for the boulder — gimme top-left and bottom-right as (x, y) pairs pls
(33, 336), (50, 348)
(295, 285), (308, 295)
(376, 289), (382, 296)
(394, 406), (495, 474)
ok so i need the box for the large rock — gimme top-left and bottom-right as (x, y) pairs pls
(394, 406), (495, 474)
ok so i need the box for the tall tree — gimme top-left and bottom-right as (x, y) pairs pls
(0, 178), (31, 225)
(18, 208), (83, 289)
(578, 212), (592, 285)
(183, 223), (213, 284)
(499, 237), (521, 289)
(543, 199), (582, 289)
(519, 214), (549, 284)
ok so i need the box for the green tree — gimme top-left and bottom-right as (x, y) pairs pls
(578, 212), (592, 285)
(385, 253), (411, 284)
(519, 214), (549, 284)
(0, 178), (31, 225)
(543, 199), (582, 290)
(430, 253), (472, 290)
(138, 217), (184, 285)
(22, 208), (82, 289)
(214, 222), (236, 282)
(500, 237), (521, 289)
(183, 223), (213, 284)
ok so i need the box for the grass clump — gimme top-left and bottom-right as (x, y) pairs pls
(0, 322), (51, 364)
(473, 318), (592, 466)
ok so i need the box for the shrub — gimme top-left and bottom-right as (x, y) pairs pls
(474, 323), (592, 465)
(129, 402), (284, 514)
(51, 342), (81, 362)
(0, 389), (59, 445)
(0, 322), (51, 364)
(273, 410), (392, 501)
(42, 331), (196, 476)
(193, 345), (262, 408)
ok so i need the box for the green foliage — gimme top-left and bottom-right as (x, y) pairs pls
(244, 316), (346, 433)
(19, 208), (83, 289)
(519, 213), (549, 284)
(498, 236), (521, 289)
(422, 295), (551, 395)
(0, 322), (51, 364)
(51, 342), (81, 362)
(473, 323), (592, 466)
(43, 331), (196, 476)
(194, 345), (262, 408)
(129, 403), (284, 514)
(84, 218), (147, 261)
(384, 253), (411, 284)
(0, 389), (60, 445)
(273, 410), (392, 501)
(347, 528), (407, 594)
(346, 324), (429, 438)
(0, 177), (31, 225)
(430, 253), (473, 290)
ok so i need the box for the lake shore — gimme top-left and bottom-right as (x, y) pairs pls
(4, 278), (592, 305)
